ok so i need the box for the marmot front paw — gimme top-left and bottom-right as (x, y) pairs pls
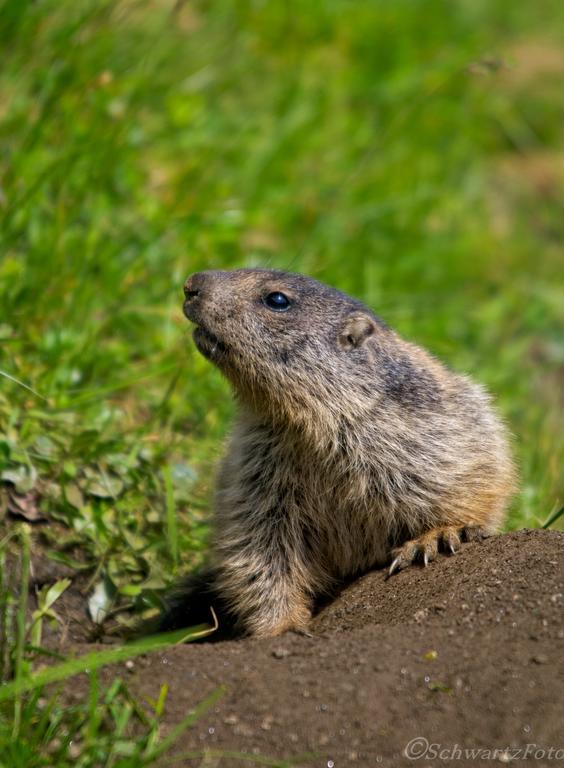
(388, 525), (493, 575)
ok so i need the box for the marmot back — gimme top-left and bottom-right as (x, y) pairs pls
(172, 269), (516, 637)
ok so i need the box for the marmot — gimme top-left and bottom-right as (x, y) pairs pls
(167, 269), (515, 638)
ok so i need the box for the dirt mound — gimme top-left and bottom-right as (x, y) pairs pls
(77, 530), (563, 766)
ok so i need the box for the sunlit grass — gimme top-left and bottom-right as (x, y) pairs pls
(0, 0), (563, 761)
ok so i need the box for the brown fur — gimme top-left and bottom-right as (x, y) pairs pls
(180, 269), (516, 637)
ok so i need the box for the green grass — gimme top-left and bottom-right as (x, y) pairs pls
(0, 0), (563, 762)
(0, 524), (224, 767)
(0, 531), (305, 766)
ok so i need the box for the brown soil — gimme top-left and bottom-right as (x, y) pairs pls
(58, 529), (563, 767)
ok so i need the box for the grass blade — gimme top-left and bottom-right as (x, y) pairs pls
(0, 369), (47, 401)
(142, 684), (226, 763)
(163, 465), (179, 572)
(0, 626), (205, 704)
(542, 506), (564, 529)
(12, 524), (31, 738)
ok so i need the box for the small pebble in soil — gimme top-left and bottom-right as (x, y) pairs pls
(260, 715), (274, 731)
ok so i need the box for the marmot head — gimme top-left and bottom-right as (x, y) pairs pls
(183, 269), (394, 425)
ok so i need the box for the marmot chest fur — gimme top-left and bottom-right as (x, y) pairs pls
(179, 268), (516, 637)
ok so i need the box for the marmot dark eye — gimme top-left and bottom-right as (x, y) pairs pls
(264, 291), (291, 312)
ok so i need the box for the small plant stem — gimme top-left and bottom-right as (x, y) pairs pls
(12, 523), (31, 739)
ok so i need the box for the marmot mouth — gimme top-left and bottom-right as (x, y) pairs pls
(193, 325), (228, 359)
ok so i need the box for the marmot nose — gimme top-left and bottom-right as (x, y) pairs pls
(184, 273), (204, 299)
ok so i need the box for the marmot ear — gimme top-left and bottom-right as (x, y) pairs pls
(338, 312), (376, 350)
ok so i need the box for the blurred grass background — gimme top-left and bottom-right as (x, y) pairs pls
(0, 0), (563, 604)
